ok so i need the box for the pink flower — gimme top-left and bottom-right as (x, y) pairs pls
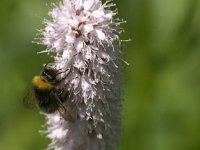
(37, 0), (126, 149)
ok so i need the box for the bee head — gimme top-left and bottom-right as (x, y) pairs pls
(41, 68), (57, 84)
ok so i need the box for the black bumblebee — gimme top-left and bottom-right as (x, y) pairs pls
(24, 66), (74, 123)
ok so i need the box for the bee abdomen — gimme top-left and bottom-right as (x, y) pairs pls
(34, 88), (59, 114)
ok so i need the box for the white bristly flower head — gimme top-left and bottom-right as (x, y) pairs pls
(37, 0), (126, 149)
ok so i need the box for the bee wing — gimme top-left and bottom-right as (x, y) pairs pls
(57, 104), (75, 123)
(51, 91), (75, 123)
(23, 90), (36, 108)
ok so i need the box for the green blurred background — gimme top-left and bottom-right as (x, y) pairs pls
(0, 0), (200, 150)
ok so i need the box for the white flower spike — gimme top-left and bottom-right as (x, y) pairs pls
(37, 0), (126, 149)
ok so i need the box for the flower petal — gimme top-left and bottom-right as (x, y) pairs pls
(82, 24), (94, 35)
(83, 0), (95, 11)
(65, 32), (76, 43)
(95, 29), (106, 40)
(74, 38), (84, 51)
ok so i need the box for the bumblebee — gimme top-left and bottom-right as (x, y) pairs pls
(24, 66), (74, 123)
